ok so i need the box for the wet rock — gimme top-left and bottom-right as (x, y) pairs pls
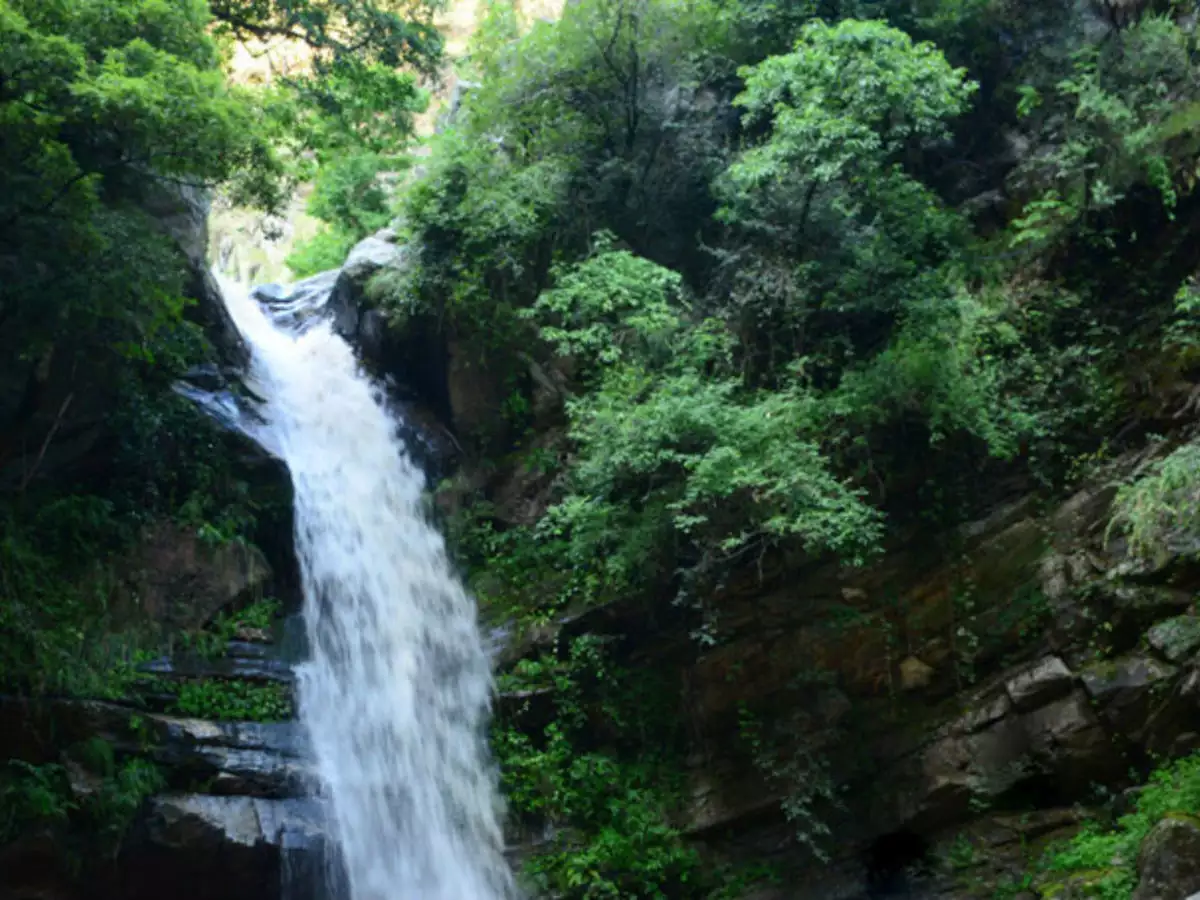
(252, 270), (340, 334)
(138, 641), (293, 684)
(148, 717), (310, 798)
(1005, 656), (1076, 712)
(957, 690), (1013, 733)
(115, 795), (329, 900)
(141, 794), (324, 849)
(1147, 617), (1200, 664)
(328, 232), (406, 348)
(0, 698), (309, 799)
(1133, 816), (1200, 900)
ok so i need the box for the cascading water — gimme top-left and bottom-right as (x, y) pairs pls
(214, 273), (517, 900)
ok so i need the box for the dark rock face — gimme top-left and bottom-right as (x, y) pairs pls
(112, 795), (332, 900)
(109, 523), (271, 633)
(479, 447), (1200, 898)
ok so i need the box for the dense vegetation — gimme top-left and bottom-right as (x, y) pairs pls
(392, 0), (1200, 892)
(5, 0), (1200, 895)
(416, 0), (1200, 628)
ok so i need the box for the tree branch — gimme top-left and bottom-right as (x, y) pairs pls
(18, 392), (74, 493)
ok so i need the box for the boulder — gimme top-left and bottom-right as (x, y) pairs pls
(1005, 656), (1076, 712)
(328, 231), (406, 353)
(1108, 587), (1195, 643)
(1147, 617), (1200, 664)
(1021, 690), (1113, 779)
(1081, 654), (1178, 737)
(900, 657), (936, 691)
(1133, 816), (1200, 900)
(1143, 670), (1200, 758)
(114, 795), (331, 900)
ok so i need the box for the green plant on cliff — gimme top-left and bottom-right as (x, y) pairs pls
(0, 751), (163, 853)
(448, 238), (884, 621)
(998, 752), (1200, 899)
(0, 761), (76, 841)
(168, 679), (293, 721)
(492, 636), (701, 898)
(737, 701), (840, 860)
(175, 596), (283, 659)
(1009, 15), (1200, 249)
(1107, 441), (1200, 564)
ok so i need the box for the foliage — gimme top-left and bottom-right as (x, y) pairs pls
(449, 240), (883, 622)
(176, 597), (283, 659)
(1009, 16), (1200, 249)
(287, 225), (361, 278)
(235, 0), (440, 278)
(1, 760), (76, 840)
(1, 752), (163, 852)
(528, 234), (684, 371)
(0, 383), (274, 697)
(1013, 753), (1200, 900)
(737, 701), (839, 859)
(166, 678), (293, 721)
(726, 20), (976, 190)
(492, 637), (701, 898)
(379, 0), (737, 365)
(285, 149), (403, 276)
(77, 751), (166, 850)
(0, 0), (283, 355)
(1108, 441), (1200, 563)
(0, 497), (145, 697)
(210, 0), (443, 76)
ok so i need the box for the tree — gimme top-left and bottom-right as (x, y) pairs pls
(210, 0), (443, 76)
(0, 0), (281, 360)
(714, 20), (976, 373)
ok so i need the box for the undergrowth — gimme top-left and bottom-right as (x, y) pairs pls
(996, 753), (1200, 899)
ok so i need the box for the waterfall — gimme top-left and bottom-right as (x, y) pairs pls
(215, 273), (517, 900)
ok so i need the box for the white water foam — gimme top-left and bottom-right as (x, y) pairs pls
(216, 274), (517, 900)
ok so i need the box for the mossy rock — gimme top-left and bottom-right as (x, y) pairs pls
(1037, 867), (1130, 898)
(1146, 616), (1200, 663)
(1132, 815), (1200, 900)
